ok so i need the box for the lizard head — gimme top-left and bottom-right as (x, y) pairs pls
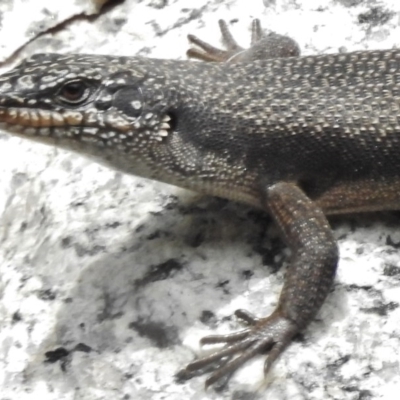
(0, 53), (176, 175)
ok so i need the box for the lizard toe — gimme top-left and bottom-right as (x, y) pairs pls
(177, 310), (299, 389)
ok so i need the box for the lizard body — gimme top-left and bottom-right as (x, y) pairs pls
(0, 20), (398, 388)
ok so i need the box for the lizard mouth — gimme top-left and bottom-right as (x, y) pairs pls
(0, 107), (121, 146)
(0, 107), (173, 144)
(0, 107), (84, 135)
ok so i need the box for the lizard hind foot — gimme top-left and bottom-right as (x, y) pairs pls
(187, 19), (244, 63)
(176, 309), (299, 390)
(187, 19), (300, 64)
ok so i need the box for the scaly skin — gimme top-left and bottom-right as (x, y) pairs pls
(0, 19), (399, 388)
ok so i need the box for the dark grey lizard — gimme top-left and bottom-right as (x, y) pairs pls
(0, 19), (399, 388)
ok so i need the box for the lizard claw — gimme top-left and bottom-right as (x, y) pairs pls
(176, 309), (298, 389)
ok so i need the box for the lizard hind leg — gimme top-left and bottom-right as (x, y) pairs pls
(187, 19), (300, 64)
(176, 182), (338, 389)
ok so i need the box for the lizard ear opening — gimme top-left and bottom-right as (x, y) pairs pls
(154, 113), (175, 142)
(165, 111), (177, 132)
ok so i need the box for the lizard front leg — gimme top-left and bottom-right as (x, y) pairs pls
(187, 19), (300, 63)
(177, 182), (338, 388)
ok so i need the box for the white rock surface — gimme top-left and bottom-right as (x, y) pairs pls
(1, 0), (400, 399)
(0, 0), (108, 63)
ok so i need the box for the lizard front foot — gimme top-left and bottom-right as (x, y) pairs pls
(176, 308), (298, 389)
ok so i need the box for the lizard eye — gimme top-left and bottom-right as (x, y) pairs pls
(58, 80), (90, 104)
